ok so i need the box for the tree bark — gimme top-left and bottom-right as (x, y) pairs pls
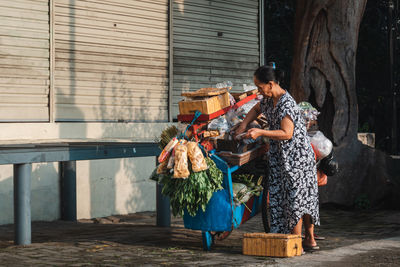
(289, 1), (399, 207)
(291, 0), (367, 146)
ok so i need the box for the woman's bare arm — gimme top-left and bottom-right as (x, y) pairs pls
(246, 115), (294, 140)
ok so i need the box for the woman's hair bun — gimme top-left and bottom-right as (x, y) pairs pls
(254, 63), (285, 84)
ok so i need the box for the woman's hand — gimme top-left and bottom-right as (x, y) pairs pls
(245, 128), (265, 140)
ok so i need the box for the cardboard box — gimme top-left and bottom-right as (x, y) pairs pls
(178, 92), (230, 115)
(243, 233), (302, 257)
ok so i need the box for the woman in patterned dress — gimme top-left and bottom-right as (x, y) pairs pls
(235, 65), (320, 250)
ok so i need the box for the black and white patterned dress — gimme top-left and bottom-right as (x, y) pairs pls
(260, 92), (320, 234)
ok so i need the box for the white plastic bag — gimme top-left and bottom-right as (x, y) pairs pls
(310, 131), (333, 160)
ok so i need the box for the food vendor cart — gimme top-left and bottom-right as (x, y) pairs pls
(176, 88), (269, 250)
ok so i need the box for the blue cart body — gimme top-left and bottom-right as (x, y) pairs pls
(183, 153), (263, 250)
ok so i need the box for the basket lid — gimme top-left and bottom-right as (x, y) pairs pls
(243, 233), (301, 239)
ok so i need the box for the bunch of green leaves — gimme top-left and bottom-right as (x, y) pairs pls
(232, 174), (258, 188)
(160, 157), (223, 217)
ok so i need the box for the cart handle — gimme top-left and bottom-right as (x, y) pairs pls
(181, 110), (202, 139)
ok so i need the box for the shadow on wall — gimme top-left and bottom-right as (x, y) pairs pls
(58, 0), (87, 216)
(58, 0), (167, 219)
(0, 164), (59, 225)
(92, 69), (157, 217)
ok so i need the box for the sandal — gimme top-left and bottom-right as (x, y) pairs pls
(301, 234), (325, 240)
(303, 244), (320, 252)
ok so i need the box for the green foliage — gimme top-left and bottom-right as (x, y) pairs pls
(160, 157), (223, 217)
(232, 173), (257, 188)
(232, 174), (263, 203)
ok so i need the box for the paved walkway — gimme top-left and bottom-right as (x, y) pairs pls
(0, 205), (400, 266)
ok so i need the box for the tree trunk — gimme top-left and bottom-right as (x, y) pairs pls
(290, 1), (399, 207)
(291, 0), (367, 146)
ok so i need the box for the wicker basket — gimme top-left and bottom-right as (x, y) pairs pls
(243, 233), (302, 257)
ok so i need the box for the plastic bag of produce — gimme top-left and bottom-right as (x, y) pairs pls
(232, 183), (252, 205)
(186, 142), (208, 172)
(167, 154), (175, 169)
(173, 143), (190, 178)
(158, 137), (178, 163)
(310, 131), (333, 160)
(156, 159), (168, 174)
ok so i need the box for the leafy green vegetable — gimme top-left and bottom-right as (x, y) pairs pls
(159, 157), (223, 217)
(232, 174), (263, 205)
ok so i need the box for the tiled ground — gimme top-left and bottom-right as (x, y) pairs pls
(0, 206), (399, 266)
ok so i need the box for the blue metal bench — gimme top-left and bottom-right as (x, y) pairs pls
(0, 141), (170, 245)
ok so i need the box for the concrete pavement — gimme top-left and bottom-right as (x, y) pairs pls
(0, 205), (399, 266)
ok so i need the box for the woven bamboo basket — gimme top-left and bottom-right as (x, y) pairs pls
(243, 233), (302, 257)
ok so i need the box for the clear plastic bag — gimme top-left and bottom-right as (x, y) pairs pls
(186, 142), (208, 172)
(167, 154), (175, 169)
(208, 116), (229, 133)
(173, 143), (190, 178)
(225, 109), (242, 128)
(228, 93), (236, 106)
(242, 83), (257, 92)
(215, 81), (233, 90)
(298, 101), (320, 126)
(237, 99), (259, 115)
(310, 131), (333, 160)
(156, 159), (168, 174)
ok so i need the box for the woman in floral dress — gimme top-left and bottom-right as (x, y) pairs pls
(235, 65), (320, 250)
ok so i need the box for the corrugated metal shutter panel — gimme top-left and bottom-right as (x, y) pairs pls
(173, 0), (260, 117)
(0, 0), (50, 121)
(54, 0), (169, 122)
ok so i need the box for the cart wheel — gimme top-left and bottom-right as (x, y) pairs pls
(202, 231), (214, 251)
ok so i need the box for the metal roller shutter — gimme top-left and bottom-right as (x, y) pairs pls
(0, 0), (50, 121)
(54, 0), (169, 122)
(172, 0), (260, 117)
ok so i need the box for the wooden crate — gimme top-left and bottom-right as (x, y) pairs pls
(243, 233), (302, 257)
(178, 92), (230, 115)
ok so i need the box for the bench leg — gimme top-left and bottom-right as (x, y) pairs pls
(13, 163), (32, 245)
(156, 183), (171, 227)
(60, 161), (77, 221)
